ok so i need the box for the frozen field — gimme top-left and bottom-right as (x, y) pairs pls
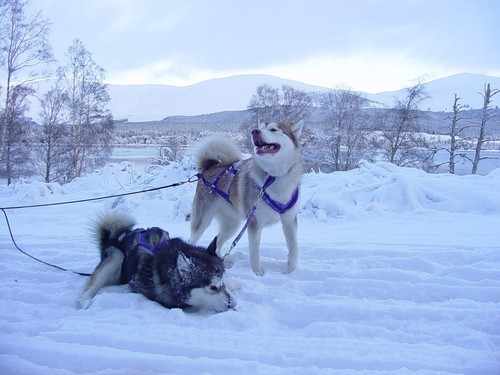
(0, 161), (499, 374)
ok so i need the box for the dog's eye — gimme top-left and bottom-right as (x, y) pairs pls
(270, 128), (278, 132)
(209, 285), (219, 292)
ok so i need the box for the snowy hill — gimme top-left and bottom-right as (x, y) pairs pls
(367, 73), (500, 111)
(1, 161), (500, 374)
(31, 73), (500, 122)
(109, 73), (500, 121)
(109, 74), (327, 122)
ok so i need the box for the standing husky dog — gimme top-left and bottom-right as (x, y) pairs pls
(78, 212), (236, 312)
(191, 121), (303, 275)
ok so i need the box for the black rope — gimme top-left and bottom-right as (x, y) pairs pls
(0, 174), (199, 276)
(0, 174), (200, 210)
(1, 208), (91, 276)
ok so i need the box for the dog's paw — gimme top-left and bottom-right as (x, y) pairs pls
(284, 261), (297, 274)
(223, 252), (244, 268)
(224, 277), (242, 291)
(76, 296), (93, 310)
(252, 265), (265, 276)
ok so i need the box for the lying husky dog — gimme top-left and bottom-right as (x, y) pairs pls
(78, 212), (236, 312)
(191, 121), (303, 275)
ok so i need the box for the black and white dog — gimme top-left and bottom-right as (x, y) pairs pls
(77, 212), (236, 312)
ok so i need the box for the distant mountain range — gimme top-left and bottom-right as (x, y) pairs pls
(108, 75), (325, 122)
(364, 73), (500, 112)
(28, 72), (500, 122)
(109, 73), (500, 121)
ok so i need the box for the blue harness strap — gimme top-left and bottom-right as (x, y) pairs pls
(116, 227), (170, 284)
(199, 162), (239, 205)
(262, 175), (300, 215)
(200, 162), (299, 215)
(135, 227), (170, 255)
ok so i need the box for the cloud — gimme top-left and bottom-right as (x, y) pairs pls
(56, 1), (498, 91)
(107, 59), (218, 86)
(260, 54), (464, 93)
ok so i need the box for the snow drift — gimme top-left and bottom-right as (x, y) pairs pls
(3, 161), (500, 221)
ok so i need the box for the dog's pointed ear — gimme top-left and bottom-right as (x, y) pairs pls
(176, 252), (194, 280)
(292, 120), (304, 138)
(207, 236), (218, 257)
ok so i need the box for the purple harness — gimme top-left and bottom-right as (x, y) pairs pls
(199, 163), (299, 215)
(135, 227), (170, 255)
(261, 176), (300, 214)
(199, 163), (239, 205)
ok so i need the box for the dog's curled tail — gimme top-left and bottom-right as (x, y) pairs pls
(194, 136), (242, 171)
(93, 212), (135, 259)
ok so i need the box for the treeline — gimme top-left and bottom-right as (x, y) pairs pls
(0, 0), (113, 185)
(247, 82), (499, 174)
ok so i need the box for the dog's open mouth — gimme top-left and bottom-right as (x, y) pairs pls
(253, 132), (281, 155)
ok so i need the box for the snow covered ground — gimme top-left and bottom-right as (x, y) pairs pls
(1, 161), (499, 374)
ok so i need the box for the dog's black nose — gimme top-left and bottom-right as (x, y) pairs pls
(251, 129), (260, 136)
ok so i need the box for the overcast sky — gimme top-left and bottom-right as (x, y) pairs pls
(33, 0), (500, 92)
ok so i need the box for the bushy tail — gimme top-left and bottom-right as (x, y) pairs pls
(93, 212), (135, 259)
(194, 136), (242, 171)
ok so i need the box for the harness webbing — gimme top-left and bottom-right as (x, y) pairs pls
(261, 176), (300, 215)
(199, 163), (238, 204)
(135, 227), (170, 255)
(200, 162), (300, 215)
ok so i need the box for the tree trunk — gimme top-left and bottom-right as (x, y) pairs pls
(472, 84), (491, 175)
(449, 137), (456, 174)
(389, 142), (397, 163)
(6, 141), (12, 185)
(449, 94), (458, 174)
(45, 138), (52, 183)
(471, 123), (485, 174)
(334, 135), (341, 171)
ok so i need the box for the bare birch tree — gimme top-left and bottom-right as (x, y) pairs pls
(471, 83), (499, 174)
(0, 0), (51, 184)
(248, 84), (311, 124)
(320, 89), (369, 171)
(60, 39), (113, 181)
(376, 83), (431, 167)
(443, 94), (476, 174)
(0, 84), (33, 181)
(248, 85), (281, 124)
(280, 85), (312, 123)
(36, 79), (69, 182)
(427, 94), (472, 173)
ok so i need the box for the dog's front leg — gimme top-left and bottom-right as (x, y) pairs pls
(281, 214), (298, 273)
(248, 222), (264, 276)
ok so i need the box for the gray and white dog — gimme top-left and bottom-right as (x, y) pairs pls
(191, 121), (304, 276)
(78, 212), (236, 312)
